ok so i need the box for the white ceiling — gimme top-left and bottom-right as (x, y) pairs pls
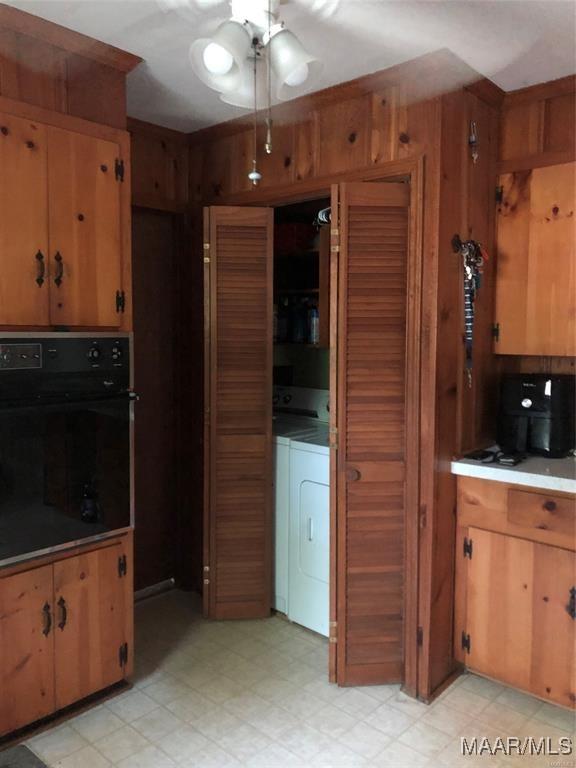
(5, 0), (576, 131)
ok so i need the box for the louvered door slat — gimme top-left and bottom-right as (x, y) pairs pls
(204, 207), (273, 619)
(335, 182), (410, 685)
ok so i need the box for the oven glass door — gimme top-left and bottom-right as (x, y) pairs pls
(0, 395), (131, 562)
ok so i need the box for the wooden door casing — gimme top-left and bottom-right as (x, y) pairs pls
(334, 181), (410, 685)
(0, 564), (55, 736)
(494, 161), (576, 356)
(204, 206), (273, 619)
(47, 126), (123, 328)
(0, 112), (50, 326)
(53, 543), (126, 710)
(464, 527), (576, 708)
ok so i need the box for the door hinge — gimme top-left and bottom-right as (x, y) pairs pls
(116, 290), (126, 313)
(495, 185), (503, 204)
(203, 242), (211, 263)
(492, 323), (500, 342)
(329, 620), (337, 644)
(119, 642), (129, 667)
(118, 554), (127, 577)
(417, 626), (424, 646)
(330, 245), (340, 254)
(461, 631), (471, 654)
(463, 537), (473, 559)
(115, 158), (125, 182)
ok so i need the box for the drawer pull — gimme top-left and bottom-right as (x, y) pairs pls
(543, 500), (557, 512)
(42, 602), (52, 636)
(567, 587), (576, 620)
(57, 596), (68, 630)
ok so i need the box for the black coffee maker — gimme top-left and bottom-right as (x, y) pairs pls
(498, 374), (576, 458)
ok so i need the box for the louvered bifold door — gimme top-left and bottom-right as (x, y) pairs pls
(334, 182), (410, 685)
(204, 206), (273, 619)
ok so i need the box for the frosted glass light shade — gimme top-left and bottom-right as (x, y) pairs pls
(268, 28), (321, 100)
(190, 19), (252, 92)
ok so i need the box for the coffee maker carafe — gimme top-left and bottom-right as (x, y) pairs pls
(497, 374), (575, 458)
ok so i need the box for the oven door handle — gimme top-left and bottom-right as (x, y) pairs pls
(0, 392), (137, 410)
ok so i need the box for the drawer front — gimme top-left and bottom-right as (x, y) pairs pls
(508, 489), (575, 541)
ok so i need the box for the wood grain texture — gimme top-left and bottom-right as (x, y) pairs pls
(494, 162), (576, 356)
(462, 527), (575, 709)
(47, 125), (123, 328)
(458, 476), (575, 552)
(0, 564), (55, 736)
(335, 182), (410, 685)
(0, 110), (50, 326)
(132, 209), (178, 591)
(53, 543), (126, 710)
(204, 206), (273, 619)
(129, 118), (189, 211)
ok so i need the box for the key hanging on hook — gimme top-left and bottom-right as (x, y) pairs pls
(468, 120), (479, 165)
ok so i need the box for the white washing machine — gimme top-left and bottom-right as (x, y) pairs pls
(273, 387), (330, 637)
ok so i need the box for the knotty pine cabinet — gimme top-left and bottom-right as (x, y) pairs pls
(494, 161), (576, 356)
(0, 535), (133, 737)
(0, 108), (130, 330)
(455, 476), (576, 708)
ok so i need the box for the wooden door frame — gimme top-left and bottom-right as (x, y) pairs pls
(207, 155), (424, 697)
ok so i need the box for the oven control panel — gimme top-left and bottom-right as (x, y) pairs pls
(0, 336), (130, 374)
(0, 343), (42, 370)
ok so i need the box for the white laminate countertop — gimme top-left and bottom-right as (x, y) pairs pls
(451, 453), (576, 493)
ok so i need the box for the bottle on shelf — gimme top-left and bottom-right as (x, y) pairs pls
(308, 304), (320, 345)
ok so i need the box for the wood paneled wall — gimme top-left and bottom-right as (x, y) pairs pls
(497, 75), (576, 378)
(189, 50), (502, 205)
(128, 118), (189, 212)
(0, 4), (140, 128)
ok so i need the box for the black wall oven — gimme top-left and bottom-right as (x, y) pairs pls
(0, 334), (134, 565)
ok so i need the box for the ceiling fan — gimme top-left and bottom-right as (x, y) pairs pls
(159, 0), (337, 106)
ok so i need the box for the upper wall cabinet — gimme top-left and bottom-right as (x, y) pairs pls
(0, 110), (129, 330)
(494, 162), (576, 356)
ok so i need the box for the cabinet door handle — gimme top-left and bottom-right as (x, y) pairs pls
(54, 252), (64, 287)
(567, 587), (576, 620)
(543, 499), (557, 512)
(57, 596), (68, 630)
(42, 602), (52, 636)
(346, 468), (361, 482)
(35, 250), (45, 287)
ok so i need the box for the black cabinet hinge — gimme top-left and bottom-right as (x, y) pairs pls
(119, 642), (129, 667)
(566, 586), (576, 620)
(461, 631), (471, 654)
(116, 290), (126, 313)
(115, 158), (125, 182)
(495, 185), (503, 204)
(118, 554), (127, 577)
(463, 537), (473, 559)
(417, 626), (424, 647)
(492, 323), (500, 342)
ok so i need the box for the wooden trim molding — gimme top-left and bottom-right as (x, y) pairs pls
(0, 4), (141, 72)
(503, 74), (576, 108)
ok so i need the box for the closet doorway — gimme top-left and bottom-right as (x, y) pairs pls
(202, 173), (422, 689)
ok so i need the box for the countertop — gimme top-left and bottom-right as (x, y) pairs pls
(451, 452), (576, 493)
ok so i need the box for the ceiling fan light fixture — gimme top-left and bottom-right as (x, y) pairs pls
(267, 27), (322, 100)
(220, 53), (267, 108)
(189, 18), (252, 91)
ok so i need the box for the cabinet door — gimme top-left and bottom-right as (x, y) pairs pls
(204, 206), (273, 619)
(465, 527), (576, 708)
(0, 112), (50, 326)
(47, 127), (123, 328)
(53, 544), (127, 710)
(494, 162), (576, 355)
(0, 565), (55, 736)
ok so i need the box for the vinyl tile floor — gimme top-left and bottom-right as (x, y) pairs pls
(25, 590), (575, 768)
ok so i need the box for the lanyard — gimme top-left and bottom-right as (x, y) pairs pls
(451, 235), (488, 388)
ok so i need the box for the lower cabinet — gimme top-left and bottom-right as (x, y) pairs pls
(455, 477), (576, 709)
(0, 535), (132, 737)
